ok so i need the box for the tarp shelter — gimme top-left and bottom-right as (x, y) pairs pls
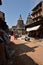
(26, 25), (40, 32)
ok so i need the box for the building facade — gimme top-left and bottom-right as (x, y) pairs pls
(32, 1), (43, 23)
(0, 11), (5, 21)
(11, 15), (25, 35)
(25, 1), (43, 38)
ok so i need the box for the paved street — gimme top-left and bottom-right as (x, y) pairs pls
(10, 36), (43, 65)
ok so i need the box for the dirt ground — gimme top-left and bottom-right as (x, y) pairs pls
(10, 36), (43, 65)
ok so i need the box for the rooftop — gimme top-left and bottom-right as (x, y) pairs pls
(18, 14), (23, 20)
(32, 1), (43, 11)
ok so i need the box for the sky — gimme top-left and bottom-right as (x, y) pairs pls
(0, 0), (42, 28)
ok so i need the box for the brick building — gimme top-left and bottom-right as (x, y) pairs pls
(25, 1), (43, 38)
(0, 11), (5, 21)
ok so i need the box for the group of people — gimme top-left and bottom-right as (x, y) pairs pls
(13, 33), (18, 39)
(0, 18), (15, 65)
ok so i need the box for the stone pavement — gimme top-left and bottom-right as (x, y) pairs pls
(10, 36), (43, 65)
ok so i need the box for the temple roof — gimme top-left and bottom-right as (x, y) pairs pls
(26, 13), (33, 25)
(27, 13), (31, 19)
(32, 1), (43, 11)
(18, 14), (23, 20)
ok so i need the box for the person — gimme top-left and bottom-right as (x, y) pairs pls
(13, 33), (16, 39)
(0, 18), (15, 65)
(1, 22), (15, 64)
(0, 19), (7, 65)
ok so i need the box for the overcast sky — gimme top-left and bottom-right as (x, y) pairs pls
(0, 0), (42, 28)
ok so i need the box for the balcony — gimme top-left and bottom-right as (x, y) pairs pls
(32, 13), (42, 20)
(32, 7), (42, 15)
(32, 16), (42, 23)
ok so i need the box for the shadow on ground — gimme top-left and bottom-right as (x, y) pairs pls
(10, 41), (39, 65)
(15, 43), (39, 55)
(15, 54), (38, 65)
